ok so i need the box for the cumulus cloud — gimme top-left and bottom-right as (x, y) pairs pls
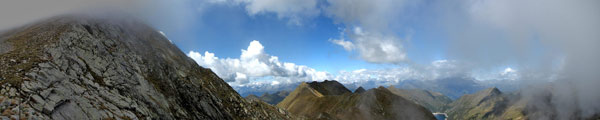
(349, 27), (407, 64)
(324, 0), (416, 64)
(190, 40), (520, 92)
(188, 40), (330, 85)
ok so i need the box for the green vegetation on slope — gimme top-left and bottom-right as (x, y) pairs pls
(244, 90), (290, 105)
(387, 86), (452, 112)
(445, 87), (523, 120)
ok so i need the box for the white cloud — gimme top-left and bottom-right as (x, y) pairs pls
(330, 39), (354, 51)
(235, 72), (248, 83)
(208, 0), (320, 25)
(330, 27), (409, 64)
(502, 67), (515, 75)
(350, 27), (407, 64)
(188, 40), (331, 85)
(332, 60), (468, 84)
(324, 0), (414, 64)
(270, 80), (280, 86)
(190, 41), (520, 87)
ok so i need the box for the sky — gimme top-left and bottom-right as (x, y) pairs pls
(176, 0), (527, 86)
(1, 0), (596, 88)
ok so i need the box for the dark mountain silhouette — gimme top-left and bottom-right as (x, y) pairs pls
(354, 86), (366, 93)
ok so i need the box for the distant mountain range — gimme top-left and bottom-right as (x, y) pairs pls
(245, 90), (290, 105)
(387, 86), (452, 113)
(241, 79), (600, 120)
(239, 77), (520, 101)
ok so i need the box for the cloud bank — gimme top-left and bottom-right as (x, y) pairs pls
(0, 0), (195, 35)
(188, 40), (519, 89)
(188, 40), (330, 86)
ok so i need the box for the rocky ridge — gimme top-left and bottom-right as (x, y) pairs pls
(0, 15), (293, 120)
(277, 81), (436, 120)
(353, 87), (366, 93)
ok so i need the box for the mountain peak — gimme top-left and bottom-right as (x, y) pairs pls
(354, 86), (366, 93)
(482, 87), (502, 96)
(307, 80), (351, 95)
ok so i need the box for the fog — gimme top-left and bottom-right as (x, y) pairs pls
(0, 0), (195, 35)
(436, 0), (600, 119)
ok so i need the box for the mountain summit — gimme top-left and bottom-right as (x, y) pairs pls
(354, 86), (366, 93)
(0, 15), (291, 119)
(307, 80), (351, 95)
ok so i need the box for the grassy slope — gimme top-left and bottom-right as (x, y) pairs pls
(278, 82), (436, 120)
(387, 86), (453, 112)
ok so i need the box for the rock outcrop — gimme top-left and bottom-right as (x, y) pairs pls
(445, 87), (515, 120)
(0, 15), (293, 120)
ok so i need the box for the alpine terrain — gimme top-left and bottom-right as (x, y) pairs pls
(0, 15), (293, 120)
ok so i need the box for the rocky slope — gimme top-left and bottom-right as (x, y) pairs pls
(445, 87), (513, 120)
(244, 91), (289, 105)
(395, 77), (487, 100)
(0, 15), (293, 119)
(387, 86), (452, 113)
(277, 81), (436, 120)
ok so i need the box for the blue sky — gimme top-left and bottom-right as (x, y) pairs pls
(169, 3), (386, 73)
(142, 0), (598, 90)
(168, 1), (451, 71)
(160, 0), (528, 86)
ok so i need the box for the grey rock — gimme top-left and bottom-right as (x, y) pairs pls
(8, 87), (16, 97)
(31, 95), (45, 111)
(40, 89), (53, 98)
(0, 15), (294, 120)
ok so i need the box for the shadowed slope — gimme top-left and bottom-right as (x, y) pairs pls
(278, 81), (436, 120)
